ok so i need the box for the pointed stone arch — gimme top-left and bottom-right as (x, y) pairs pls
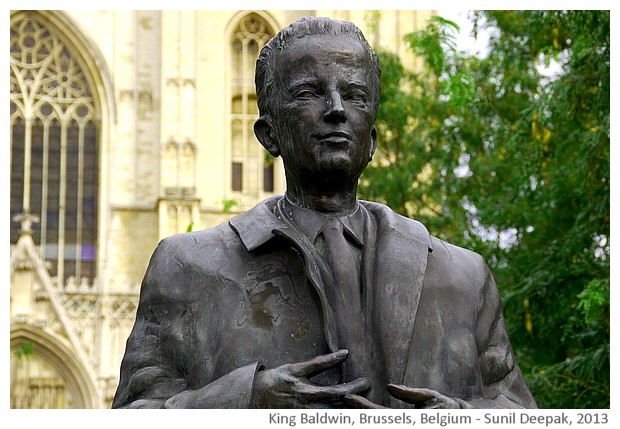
(10, 10), (114, 285)
(225, 11), (278, 202)
(11, 10), (116, 123)
(11, 323), (98, 408)
(10, 226), (101, 408)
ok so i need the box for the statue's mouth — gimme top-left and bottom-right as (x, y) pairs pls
(316, 131), (351, 146)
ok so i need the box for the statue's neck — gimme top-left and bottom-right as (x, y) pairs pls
(284, 175), (358, 215)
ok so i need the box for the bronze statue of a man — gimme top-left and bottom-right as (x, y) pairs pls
(112, 16), (537, 409)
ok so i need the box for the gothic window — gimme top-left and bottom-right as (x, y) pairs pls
(10, 13), (100, 285)
(230, 13), (274, 195)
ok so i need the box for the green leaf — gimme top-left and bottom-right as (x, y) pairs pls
(361, 10), (609, 408)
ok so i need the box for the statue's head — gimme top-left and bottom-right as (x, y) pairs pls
(254, 17), (381, 187)
(255, 16), (381, 119)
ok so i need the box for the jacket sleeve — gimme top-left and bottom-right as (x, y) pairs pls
(111, 238), (260, 409)
(460, 265), (537, 409)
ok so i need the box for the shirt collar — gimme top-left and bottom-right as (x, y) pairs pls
(279, 195), (365, 247)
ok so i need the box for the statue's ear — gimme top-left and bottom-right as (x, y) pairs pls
(369, 126), (377, 161)
(254, 116), (280, 157)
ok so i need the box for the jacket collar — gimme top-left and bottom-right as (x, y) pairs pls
(279, 195), (365, 247)
(229, 196), (434, 253)
(228, 196), (285, 252)
(361, 200), (433, 252)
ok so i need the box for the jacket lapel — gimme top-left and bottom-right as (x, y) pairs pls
(228, 196), (283, 252)
(229, 196), (340, 353)
(362, 202), (433, 387)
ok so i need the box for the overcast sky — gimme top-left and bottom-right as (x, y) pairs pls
(436, 9), (490, 56)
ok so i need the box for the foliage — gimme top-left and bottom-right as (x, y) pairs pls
(222, 198), (240, 213)
(13, 342), (34, 360)
(359, 11), (610, 408)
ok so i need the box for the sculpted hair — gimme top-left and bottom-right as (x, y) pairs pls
(255, 16), (382, 118)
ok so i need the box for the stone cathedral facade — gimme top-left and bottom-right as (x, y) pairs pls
(9, 9), (434, 408)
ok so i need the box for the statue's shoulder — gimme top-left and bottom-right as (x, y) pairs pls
(140, 223), (244, 302)
(143, 224), (239, 287)
(157, 221), (237, 253)
(140, 199), (280, 301)
(422, 231), (491, 288)
(360, 200), (487, 272)
(155, 196), (282, 260)
(360, 200), (431, 244)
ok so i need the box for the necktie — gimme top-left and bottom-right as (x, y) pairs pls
(321, 217), (367, 381)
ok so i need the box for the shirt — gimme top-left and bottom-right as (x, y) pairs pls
(276, 195), (373, 386)
(277, 195), (365, 289)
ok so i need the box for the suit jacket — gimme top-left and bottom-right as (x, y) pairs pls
(112, 196), (537, 408)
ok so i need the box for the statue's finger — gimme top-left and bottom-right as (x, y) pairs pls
(300, 377), (371, 403)
(344, 394), (387, 409)
(387, 385), (437, 403)
(287, 349), (349, 377)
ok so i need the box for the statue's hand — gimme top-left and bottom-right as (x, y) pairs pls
(343, 394), (388, 409)
(252, 349), (371, 408)
(344, 385), (462, 409)
(386, 385), (462, 409)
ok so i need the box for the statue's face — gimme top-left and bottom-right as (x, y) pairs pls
(271, 35), (377, 185)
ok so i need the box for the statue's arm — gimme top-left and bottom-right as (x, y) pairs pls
(463, 265), (538, 409)
(390, 254), (538, 409)
(111, 238), (259, 409)
(346, 259), (538, 410)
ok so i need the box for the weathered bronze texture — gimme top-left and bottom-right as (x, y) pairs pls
(112, 17), (537, 409)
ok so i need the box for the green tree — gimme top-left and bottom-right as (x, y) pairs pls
(359, 11), (609, 408)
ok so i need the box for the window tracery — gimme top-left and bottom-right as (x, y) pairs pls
(10, 13), (100, 285)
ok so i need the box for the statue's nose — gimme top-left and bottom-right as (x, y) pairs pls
(324, 91), (346, 123)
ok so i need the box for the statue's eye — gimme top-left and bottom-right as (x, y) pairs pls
(294, 90), (316, 99)
(346, 91), (367, 104)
